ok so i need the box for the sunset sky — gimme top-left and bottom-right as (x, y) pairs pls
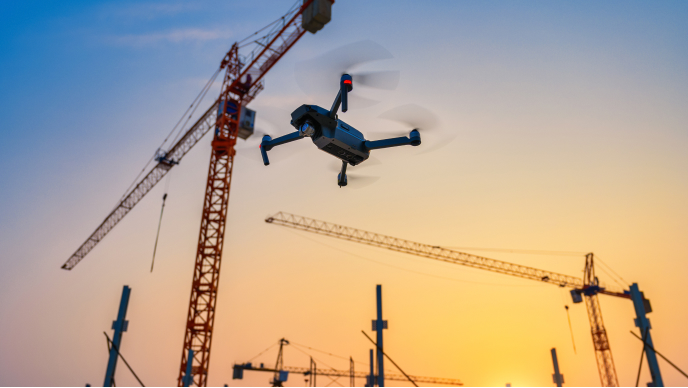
(1, 0), (687, 386)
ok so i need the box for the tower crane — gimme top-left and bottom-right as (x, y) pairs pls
(231, 338), (464, 386)
(59, 2), (333, 386)
(233, 363), (464, 387)
(264, 212), (664, 387)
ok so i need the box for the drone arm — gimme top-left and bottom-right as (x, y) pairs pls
(329, 90), (342, 119)
(364, 129), (421, 151)
(329, 74), (353, 118)
(259, 131), (304, 165)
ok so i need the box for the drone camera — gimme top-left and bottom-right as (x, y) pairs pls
(299, 121), (316, 137)
(340, 74), (353, 113)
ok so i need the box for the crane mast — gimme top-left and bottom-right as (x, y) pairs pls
(582, 253), (618, 387)
(177, 2), (327, 385)
(264, 212), (629, 386)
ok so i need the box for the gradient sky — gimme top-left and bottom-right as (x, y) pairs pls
(1, 1), (687, 386)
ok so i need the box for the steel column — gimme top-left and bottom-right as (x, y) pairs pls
(629, 283), (663, 387)
(182, 349), (194, 387)
(373, 285), (387, 387)
(104, 286), (131, 387)
(551, 348), (564, 387)
(367, 349), (374, 387)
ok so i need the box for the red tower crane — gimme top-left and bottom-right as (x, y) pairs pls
(264, 212), (662, 387)
(60, 2), (332, 386)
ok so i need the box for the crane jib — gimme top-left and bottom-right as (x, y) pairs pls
(264, 212), (626, 295)
(61, 103), (218, 270)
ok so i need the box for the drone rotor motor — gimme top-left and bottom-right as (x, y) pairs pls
(409, 129), (421, 146)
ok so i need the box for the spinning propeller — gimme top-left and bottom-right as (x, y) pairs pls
(295, 40), (400, 109)
(375, 104), (454, 154)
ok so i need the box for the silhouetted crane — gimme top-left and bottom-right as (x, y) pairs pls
(232, 338), (463, 386)
(265, 212), (664, 387)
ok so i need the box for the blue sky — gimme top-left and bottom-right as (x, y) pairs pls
(1, 1), (687, 386)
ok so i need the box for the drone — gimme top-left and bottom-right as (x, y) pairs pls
(259, 74), (421, 187)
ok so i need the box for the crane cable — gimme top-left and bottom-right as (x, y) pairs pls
(150, 174), (172, 272)
(104, 332), (146, 387)
(237, 0), (301, 47)
(441, 247), (586, 256)
(243, 340), (281, 363)
(285, 229), (546, 288)
(565, 305), (577, 354)
(114, 0), (301, 209)
(635, 327), (649, 387)
(168, 67), (222, 148)
(443, 246), (630, 289)
(558, 288), (577, 354)
(290, 342), (372, 368)
(114, 66), (221, 210)
(288, 344), (345, 387)
(630, 330), (688, 382)
(361, 331), (418, 387)
(595, 254), (630, 288)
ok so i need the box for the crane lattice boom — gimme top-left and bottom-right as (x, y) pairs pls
(265, 212), (632, 387)
(61, 103), (218, 270)
(233, 364), (464, 386)
(178, 2), (326, 385)
(264, 212), (627, 294)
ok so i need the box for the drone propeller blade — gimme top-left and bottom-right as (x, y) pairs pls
(379, 104), (439, 133)
(346, 93), (381, 110)
(353, 70), (400, 90)
(374, 104), (456, 154)
(344, 175), (380, 189)
(327, 157), (382, 172)
(295, 40), (399, 97)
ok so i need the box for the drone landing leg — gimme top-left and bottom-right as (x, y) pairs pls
(337, 161), (348, 187)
